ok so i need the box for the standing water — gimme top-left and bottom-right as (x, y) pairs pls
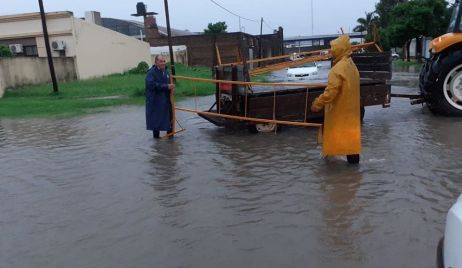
(1, 66), (461, 268)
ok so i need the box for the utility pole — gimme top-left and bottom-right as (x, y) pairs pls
(259, 17), (263, 61)
(311, 0), (314, 35)
(164, 0), (175, 80)
(239, 16), (242, 32)
(38, 0), (58, 93)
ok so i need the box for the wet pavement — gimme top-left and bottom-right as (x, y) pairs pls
(1, 67), (462, 268)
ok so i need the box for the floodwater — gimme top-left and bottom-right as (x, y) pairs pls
(1, 67), (462, 268)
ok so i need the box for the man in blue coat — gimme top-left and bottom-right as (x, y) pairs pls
(145, 55), (175, 139)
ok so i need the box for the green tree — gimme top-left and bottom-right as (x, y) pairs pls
(386, 0), (451, 61)
(204, 21), (228, 34)
(374, 0), (408, 49)
(353, 12), (379, 42)
(375, 0), (409, 28)
(0, 45), (13, 57)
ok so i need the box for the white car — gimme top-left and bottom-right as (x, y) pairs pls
(286, 62), (319, 81)
(437, 194), (462, 268)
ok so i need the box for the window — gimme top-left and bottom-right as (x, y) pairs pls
(23, 45), (38, 56)
(312, 39), (320, 46)
(299, 40), (312, 47)
(448, 3), (460, 33)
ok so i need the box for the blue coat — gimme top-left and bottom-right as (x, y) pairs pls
(145, 65), (172, 131)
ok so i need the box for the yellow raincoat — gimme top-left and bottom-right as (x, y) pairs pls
(311, 35), (361, 156)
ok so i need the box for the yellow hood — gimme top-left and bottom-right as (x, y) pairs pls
(331, 35), (352, 65)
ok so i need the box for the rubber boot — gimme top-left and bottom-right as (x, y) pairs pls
(347, 154), (360, 164)
(153, 130), (160, 139)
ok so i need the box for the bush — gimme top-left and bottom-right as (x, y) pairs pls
(128, 61), (149, 74)
(0, 45), (13, 57)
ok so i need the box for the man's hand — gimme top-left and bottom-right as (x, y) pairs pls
(168, 84), (175, 93)
(311, 101), (322, 112)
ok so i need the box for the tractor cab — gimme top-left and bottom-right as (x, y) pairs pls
(447, 0), (462, 33)
(430, 0), (462, 54)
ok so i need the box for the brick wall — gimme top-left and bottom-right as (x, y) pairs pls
(145, 19), (284, 67)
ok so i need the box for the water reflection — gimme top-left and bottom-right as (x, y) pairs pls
(146, 140), (187, 207)
(3, 70), (462, 267)
(0, 118), (83, 149)
(0, 121), (6, 146)
(317, 160), (364, 263)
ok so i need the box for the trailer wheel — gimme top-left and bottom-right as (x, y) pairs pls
(256, 123), (277, 133)
(423, 49), (462, 116)
(247, 123), (278, 133)
(247, 124), (259, 133)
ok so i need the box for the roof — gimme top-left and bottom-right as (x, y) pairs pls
(101, 17), (198, 37)
(0, 11), (73, 22)
(284, 32), (366, 42)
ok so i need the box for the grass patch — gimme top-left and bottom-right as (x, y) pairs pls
(393, 59), (423, 67)
(0, 63), (215, 118)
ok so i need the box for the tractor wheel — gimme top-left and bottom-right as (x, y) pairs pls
(360, 106), (365, 122)
(422, 49), (462, 116)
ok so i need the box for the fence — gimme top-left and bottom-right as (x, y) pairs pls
(0, 57), (76, 97)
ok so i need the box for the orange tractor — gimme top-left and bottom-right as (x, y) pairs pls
(420, 0), (462, 116)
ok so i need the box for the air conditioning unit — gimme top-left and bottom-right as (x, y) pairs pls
(9, 44), (23, 54)
(51, 40), (66, 50)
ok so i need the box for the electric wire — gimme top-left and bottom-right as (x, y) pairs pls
(209, 0), (259, 22)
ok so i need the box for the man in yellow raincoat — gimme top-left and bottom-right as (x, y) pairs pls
(311, 35), (361, 164)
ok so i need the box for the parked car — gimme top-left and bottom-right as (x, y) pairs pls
(437, 194), (462, 268)
(286, 62), (319, 81)
(392, 52), (399, 60)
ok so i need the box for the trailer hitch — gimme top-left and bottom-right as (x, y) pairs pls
(390, 93), (424, 105)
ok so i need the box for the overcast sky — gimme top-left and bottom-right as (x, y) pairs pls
(1, 0), (379, 37)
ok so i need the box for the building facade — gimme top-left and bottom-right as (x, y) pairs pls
(283, 32), (366, 53)
(0, 11), (151, 81)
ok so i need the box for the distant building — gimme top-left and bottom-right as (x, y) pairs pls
(142, 14), (284, 67)
(0, 11), (151, 80)
(98, 16), (197, 41)
(284, 32), (366, 53)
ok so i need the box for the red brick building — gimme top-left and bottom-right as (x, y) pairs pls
(144, 15), (284, 67)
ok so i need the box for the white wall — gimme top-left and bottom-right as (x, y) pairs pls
(0, 57), (76, 95)
(35, 35), (77, 58)
(73, 18), (151, 79)
(0, 65), (5, 98)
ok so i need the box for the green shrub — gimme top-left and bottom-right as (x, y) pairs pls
(129, 61), (149, 74)
(0, 45), (13, 57)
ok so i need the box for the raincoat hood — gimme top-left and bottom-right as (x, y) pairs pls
(331, 35), (352, 65)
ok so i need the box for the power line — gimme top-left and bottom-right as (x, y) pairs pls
(263, 20), (274, 31)
(209, 0), (259, 22)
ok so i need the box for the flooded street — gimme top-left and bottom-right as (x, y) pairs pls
(2, 68), (462, 268)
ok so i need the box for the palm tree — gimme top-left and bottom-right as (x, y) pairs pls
(353, 12), (378, 42)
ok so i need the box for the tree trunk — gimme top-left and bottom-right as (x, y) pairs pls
(416, 36), (423, 63)
(406, 40), (411, 62)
